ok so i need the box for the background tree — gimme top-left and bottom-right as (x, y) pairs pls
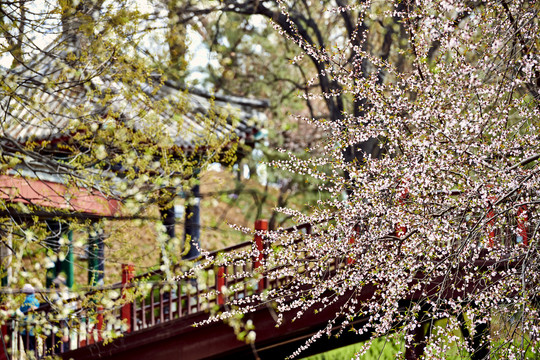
(159, 0), (415, 233)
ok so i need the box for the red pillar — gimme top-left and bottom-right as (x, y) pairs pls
(487, 196), (497, 247)
(347, 224), (360, 265)
(395, 187), (409, 238)
(121, 264), (134, 333)
(0, 311), (8, 360)
(254, 220), (268, 292)
(517, 205), (528, 246)
(216, 266), (226, 305)
(96, 305), (104, 341)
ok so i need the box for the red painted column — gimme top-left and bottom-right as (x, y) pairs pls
(347, 224), (360, 265)
(487, 196), (498, 248)
(121, 264), (134, 333)
(517, 205), (528, 246)
(395, 188), (408, 238)
(96, 305), (104, 341)
(487, 207), (495, 247)
(216, 266), (226, 305)
(254, 220), (268, 292)
(0, 306), (8, 360)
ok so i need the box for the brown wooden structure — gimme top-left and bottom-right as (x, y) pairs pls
(0, 216), (530, 359)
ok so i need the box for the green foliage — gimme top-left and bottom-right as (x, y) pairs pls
(0, 0), (257, 352)
(302, 337), (400, 360)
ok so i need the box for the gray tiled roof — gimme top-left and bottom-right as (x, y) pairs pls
(0, 40), (267, 150)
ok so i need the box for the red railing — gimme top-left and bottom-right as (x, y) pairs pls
(1, 209), (530, 359)
(1, 220), (312, 358)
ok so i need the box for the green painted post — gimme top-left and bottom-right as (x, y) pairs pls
(45, 220), (61, 288)
(61, 230), (74, 288)
(46, 267), (56, 288)
(46, 224), (74, 289)
(45, 220), (73, 288)
(88, 234), (98, 286)
(88, 230), (105, 286)
(0, 265), (7, 286)
(0, 241), (9, 287)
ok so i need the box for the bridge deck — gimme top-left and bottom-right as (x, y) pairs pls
(1, 220), (527, 360)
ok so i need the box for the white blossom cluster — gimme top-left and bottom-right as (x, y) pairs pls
(192, 0), (540, 358)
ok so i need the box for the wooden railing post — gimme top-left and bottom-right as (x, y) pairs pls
(487, 208), (495, 247)
(96, 305), (104, 341)
(517, 205), (528, 246)
(121, 264), (134, 333)
(216, 266), (226, 305)
(395, 187), (408, 238)
(0, 306), (8, 360)
(254, 219), (268, 292)
(487, 196), (497, 248)
(347, 224), (360, 265)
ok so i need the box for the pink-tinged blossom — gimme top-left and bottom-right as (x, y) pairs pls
(177, 1), (540, 358)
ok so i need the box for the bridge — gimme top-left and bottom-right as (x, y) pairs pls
(0, 217), (528, 360)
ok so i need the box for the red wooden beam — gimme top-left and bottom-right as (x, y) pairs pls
(0, 175), (119, 216)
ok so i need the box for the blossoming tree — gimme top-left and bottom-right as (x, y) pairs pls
(192, 1), (540, 358)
